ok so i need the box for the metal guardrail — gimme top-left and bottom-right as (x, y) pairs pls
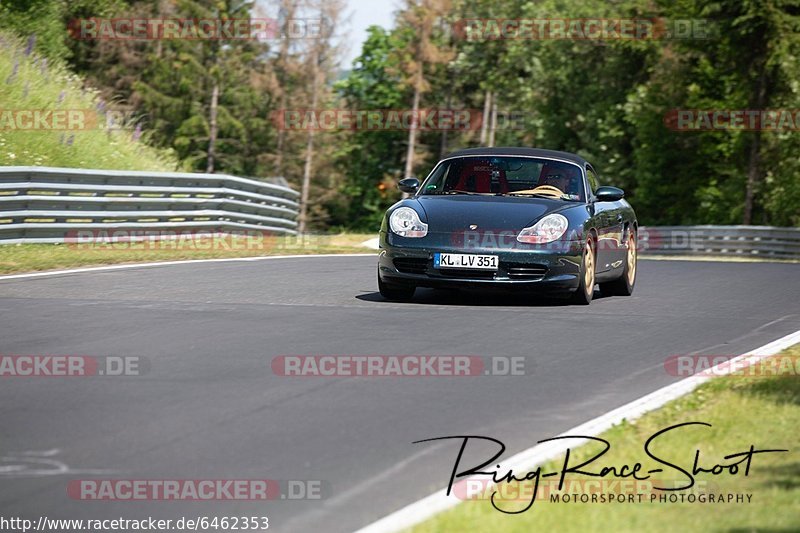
(0, 166), (300, 243)
(1, 172), (796, 258)
(640, 225), (800, 259)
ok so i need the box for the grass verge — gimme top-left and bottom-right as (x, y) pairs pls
(0, 233), (376, 275)
(0, 31), (178, 170)
(411, 344), (800, 532)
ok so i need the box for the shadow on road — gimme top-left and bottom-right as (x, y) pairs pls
(356, 288), (614, 307)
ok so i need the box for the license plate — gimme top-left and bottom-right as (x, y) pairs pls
(434, 253), (498, 270)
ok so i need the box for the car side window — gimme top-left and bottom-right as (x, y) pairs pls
(586, 166), (600, 194)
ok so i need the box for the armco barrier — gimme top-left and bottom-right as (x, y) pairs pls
(0, 166), (299, 243)
(1, 171), (796, 258)
(639, 225), (800, 259)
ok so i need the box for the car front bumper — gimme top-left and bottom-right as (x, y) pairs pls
(378, 231), (584, 293)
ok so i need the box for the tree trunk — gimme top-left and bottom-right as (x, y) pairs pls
(274, 93), (287, 176)
(743, 133), (762, 225)
(404, 68), (422, 178)
(206, 82), (219, 173)
(480, 90), (491, 145)
(273, 0), (296, 177)
(298, 126), (316, 233)
(743, 65), (767, 225)
(487, 99), (498, 147)
(298, 50), (319, 234)
(439, 82), (451, 158)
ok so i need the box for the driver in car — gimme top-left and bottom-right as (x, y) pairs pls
(538, 168), (582, 199)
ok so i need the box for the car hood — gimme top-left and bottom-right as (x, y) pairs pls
(414, 194), (569, 233)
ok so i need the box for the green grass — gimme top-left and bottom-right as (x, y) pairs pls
(0, 31), (179, 170)
(412, 344), (800, 533)
(0, 233), (375, 274)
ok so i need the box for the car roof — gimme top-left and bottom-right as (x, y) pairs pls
(442, 146), (588, 166)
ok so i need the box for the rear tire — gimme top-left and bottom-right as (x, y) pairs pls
(600, 226), (637, 297)
(570, 236), (596, 305)
(378, 273), (416, 301)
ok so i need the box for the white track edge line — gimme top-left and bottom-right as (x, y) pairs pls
(0, 253), (377, 281)
(353, 328), (800, 533)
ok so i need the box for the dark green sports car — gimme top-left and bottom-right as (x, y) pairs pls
(377, 147), (638, 305)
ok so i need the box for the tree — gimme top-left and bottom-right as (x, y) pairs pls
(332, 26), (411, 229)
(393, 0), (453, 178)
(296, 0), (345, 233)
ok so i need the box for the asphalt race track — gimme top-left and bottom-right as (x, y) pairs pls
(1, 256), (799, 532)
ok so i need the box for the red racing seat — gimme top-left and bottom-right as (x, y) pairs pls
(453, 161), (508, 193)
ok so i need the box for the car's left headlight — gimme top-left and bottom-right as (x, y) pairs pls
(517, 213), (569, 244)
(389, 207), (428, 238)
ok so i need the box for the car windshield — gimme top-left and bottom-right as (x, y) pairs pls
(419, 156), (585, 201)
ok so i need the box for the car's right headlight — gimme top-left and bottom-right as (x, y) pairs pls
(389, 207), (428, 238)
(517, 213), (569, 244)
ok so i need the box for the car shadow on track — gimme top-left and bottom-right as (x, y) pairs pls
(356, 288), (614, 307)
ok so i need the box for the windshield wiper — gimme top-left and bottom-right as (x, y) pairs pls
(438, 190), (483, 195)
(505, 192), (582, 202)
(506, 192), (562, 199)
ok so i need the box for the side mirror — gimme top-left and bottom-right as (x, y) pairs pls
(595, 186), (624, 202)
(398, 177), (420, 194)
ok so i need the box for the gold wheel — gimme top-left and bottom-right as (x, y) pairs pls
(584, 239), (595, 297)
(571, 236), (596, 304)
(626, 228), (637, 286)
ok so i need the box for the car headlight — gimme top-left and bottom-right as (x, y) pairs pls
(517, 214), (569, 244)
(389, 207), (428, 238)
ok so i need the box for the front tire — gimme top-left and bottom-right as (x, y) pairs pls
(600, 226), (637, 297)
(570, 235), (596, 305)
(378, 273), (416, 301)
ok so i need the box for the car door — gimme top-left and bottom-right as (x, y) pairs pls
(586, 165), (622, 271)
